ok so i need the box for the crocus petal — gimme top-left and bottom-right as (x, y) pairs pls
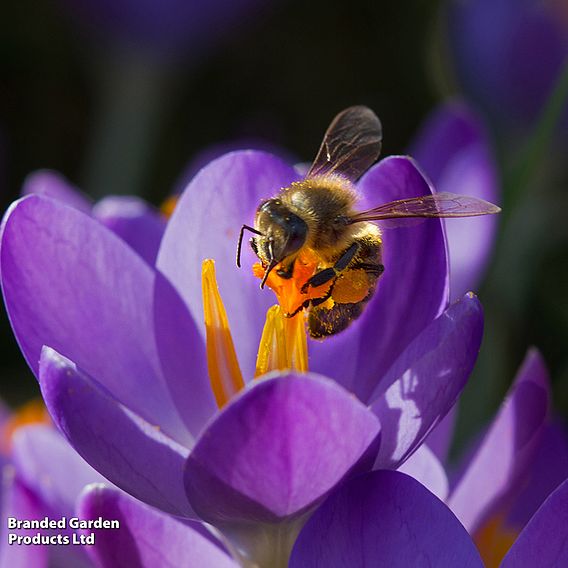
(409, 102), (490, 187)
(448, 349), (550, 533)
(507, 420), (568, 529)
(185, 373), (381, 524)
(157, 151), (301, 380)
(370, 293), (483, 469)
(410, 103), (499, 300)
(78, 485), (237, 568)
(397, 444), (449, 501)
(21, 170), (92, 213)
(172, 138), (295, 196)
(424, 403), (458, 463)
(39, 347), (195, 518)
(289, 470), (483, 568)
(447, 0), (568, 124)
(0, 195), (188, 443)
(92, 196), (166, 265)
(153, 273), (216, 438)
(435, 147), (499, 300)
(311, 156), (449, 401)
(501, 477), (568, 568)
(11, 425), (107, 519)
(0, 475), (48, 568)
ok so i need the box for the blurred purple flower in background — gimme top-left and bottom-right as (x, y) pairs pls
(410, 101), (500, 300)
(447, 351), (550, 538)
(401, 348), (568, 566)
(0, 425), (106, 567)
(447, 0), (568, 129)
(21, 170), (166, 266)
(0, 423), (233, 568)
(1, 148), (484, 565)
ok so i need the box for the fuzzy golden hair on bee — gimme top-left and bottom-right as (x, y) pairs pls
(280, 176), (362, 254)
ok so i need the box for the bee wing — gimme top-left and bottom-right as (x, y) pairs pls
(307, 106), (382, 182)
(348, 192), (501, 223)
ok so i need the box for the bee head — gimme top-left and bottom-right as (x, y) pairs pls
(253, 199), (308, 287)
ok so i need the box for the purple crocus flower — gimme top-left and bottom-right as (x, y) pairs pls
(447, 0), (568, 128)
(448, 350), (550, 535)
(400, 348), (565, 566)
(1, 149), (484, 565)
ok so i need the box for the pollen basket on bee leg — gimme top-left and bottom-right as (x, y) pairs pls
(331, 270), (371, 304)
(201, 259), (245, 408)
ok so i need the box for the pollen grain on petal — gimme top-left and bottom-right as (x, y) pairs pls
(202, 259), (245, 408)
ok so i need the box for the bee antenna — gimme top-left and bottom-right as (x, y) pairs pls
(236, 224), (263, 268)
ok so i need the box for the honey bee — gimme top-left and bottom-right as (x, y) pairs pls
(237, 106), (500, 338)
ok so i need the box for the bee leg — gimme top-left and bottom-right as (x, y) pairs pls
(301, 242), (360, 292)
(284, 298), (312, 318)
(250, 237), (259, 255)
(284, 285), (334, 318)
(353, 262), (384, 276)
(310, 287), (334, 306)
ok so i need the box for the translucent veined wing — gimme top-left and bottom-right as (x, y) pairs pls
(306, 106), (382, 182)
(348, 192), (501, 223)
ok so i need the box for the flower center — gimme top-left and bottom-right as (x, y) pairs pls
(252, 249), (333, 316)
(202, 259), (309, 410)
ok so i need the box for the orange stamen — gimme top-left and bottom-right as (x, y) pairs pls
(202, 259), (245, 408)
(255, 305), (308, 378)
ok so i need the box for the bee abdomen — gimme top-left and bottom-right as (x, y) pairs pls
(308, 301), (365, 338)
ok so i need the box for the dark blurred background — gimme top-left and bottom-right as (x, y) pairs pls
(1, 0), (567, 451)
